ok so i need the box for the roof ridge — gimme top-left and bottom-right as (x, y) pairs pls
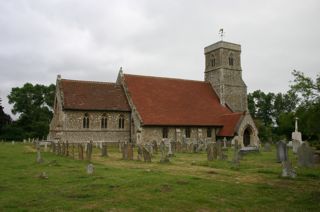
(61, 78), (117, 85)
(124, 73), (209, 84)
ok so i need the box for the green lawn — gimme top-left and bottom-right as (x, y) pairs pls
(0, 143), (319, 211)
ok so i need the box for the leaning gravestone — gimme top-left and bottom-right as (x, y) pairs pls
(142, 146), (152, 162)
(281, 161), (296, 178)
(276, 141), (288, 163)
(87, 163), (94, 175)
(263, 142), (271, 152)
(297, 143), (314, 167)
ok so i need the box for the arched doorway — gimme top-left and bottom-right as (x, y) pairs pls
(243, 127), (251, 146)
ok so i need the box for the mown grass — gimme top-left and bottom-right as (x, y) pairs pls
(0, 143), (319, 211)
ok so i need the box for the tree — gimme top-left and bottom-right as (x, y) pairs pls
(0, 98), (12, 132)
(6, 83), (55, 139)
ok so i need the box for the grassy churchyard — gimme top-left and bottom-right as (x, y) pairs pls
(0, 142), (320, 211)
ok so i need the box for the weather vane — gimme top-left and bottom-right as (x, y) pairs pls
(219, 28), (225, 41)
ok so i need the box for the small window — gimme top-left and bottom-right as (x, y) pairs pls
(162, 127), (168, 138)
(101, 113), (107, 129)
(185, 127), (191, 138)
(207, 127), (212, 138)
(83, 113), (89, 128)
(228, 53), (234, 66)
(118, 115), (125, 129)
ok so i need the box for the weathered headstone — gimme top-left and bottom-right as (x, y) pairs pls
(223, 137), (227, 148)
(232, 139), (240, 167)
(57, 142), (61, 155)
(86, 141), (93, 161)
(127, 143), (134, 160)
(62, 142), (66, 156)
(276, 141), (288, 163)
(217, 140), (223, 160)
(297, 143), (314, 167)
(87, 163), (94, 175)
(263, 142), (271, 152)
(207, 143), (214, 161)
(167, 141), (174, 157)
(12, 141), (15, 145)
(36, 141), (43, 163)
(72, 144), (75, 159)
(66, 141), (69, 156)
(160, 141), (169, 163)
(78, 144), (84, 160)
(122, 142), (128, 160)
(52, 142), (56, 153)
(281, 161), (296, 178)
(101, 142), (108, 157)
(142, 146), (152, 162)
(292, 140), (301, 154)
(152, 140), (158, 154)
(137, 145), (143, 161)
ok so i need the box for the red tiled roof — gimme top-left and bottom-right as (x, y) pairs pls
(218, 113), (243, 137)
(124, 74), (242, 133)
(60, 79), (130, 111)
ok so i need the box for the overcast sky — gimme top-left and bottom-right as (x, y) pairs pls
(1, 0), (319, 118)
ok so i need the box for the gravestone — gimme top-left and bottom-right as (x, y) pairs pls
(44, 142), (48, 152)
(12, 141), (15, 145)
(276, 141), (288, 163)
(207, 143), (214, 161)
(153, 140), (158, 154)
(86, 141), (93, 161)
(87, 163), (94, 175)
(52, 142), (56, 153)
(292, 140), (301, 154)
(72, 144), (75, 159)
(176, 142), (182, 153)
(171, 141), (176, 154)
(127, 143), (134, 160)
(223, 137), (227, 148)
(292, 117), (302, 153)
(78, 144), (84, 160)
(263, 142), (271, 152)
(66, 141), (69, 156)
(122, 142), (129, 160)
(36, 141), (43, 163)
(101, 142), (108, 157)
(137, 145), (143, 161)
(167, 141), (174, 157)
(142, 146), (152, 162)
(297, 143), (314, 167)
(232, 140), (240, 167)
(217, 140), (223, 160)
(160, 141), (169, 163)
(57, 142), (61, 155)
(281, 161), (296, 178)
(118, 141), (122, 153)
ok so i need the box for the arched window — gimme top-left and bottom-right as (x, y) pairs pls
(228, 53), (234, 66)
(101, 113), (107, 129)
(118, 114), (125, 129)
(185, 127), (191, 138)
(162, 127), (168, 138)
(207, 127), (212, 138)
(83, 113), (89, 128)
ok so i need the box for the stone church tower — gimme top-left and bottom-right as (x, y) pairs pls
(204, 41), (247, 112)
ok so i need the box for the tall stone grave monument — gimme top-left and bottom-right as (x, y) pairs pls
(292, 117), (302, 154)
(276, 141), (288, 163)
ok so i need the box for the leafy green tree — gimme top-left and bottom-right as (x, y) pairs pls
(6, 83), (55, 139)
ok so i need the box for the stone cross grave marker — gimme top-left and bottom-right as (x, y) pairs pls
(297, 143), (314, 167)
(276, 141), (288, 163)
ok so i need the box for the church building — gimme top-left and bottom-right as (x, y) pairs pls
(48, 40), (259, 147)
